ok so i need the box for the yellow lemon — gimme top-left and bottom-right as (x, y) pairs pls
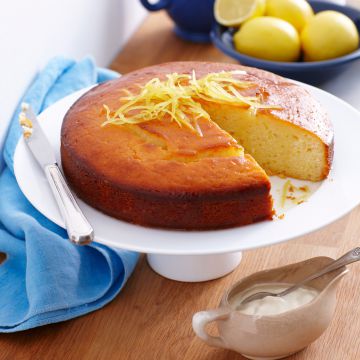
(214, 0), (266, 27)
(266, 0), (314, 32)
(233, 17), (301, 62)
(301, 11), (359, 61)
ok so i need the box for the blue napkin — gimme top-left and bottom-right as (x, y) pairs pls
(0, 57), (139, 332)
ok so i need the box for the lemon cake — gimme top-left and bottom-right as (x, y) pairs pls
(61, 62), (333, 229)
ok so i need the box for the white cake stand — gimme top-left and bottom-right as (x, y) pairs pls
(13, 84), (360, 282)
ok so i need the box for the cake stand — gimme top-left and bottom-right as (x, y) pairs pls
(13, 84), (360, 282)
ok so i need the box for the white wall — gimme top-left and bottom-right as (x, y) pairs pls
(0, 0), (146, 170)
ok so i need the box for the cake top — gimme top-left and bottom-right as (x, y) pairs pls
(97, 62), (332, 145)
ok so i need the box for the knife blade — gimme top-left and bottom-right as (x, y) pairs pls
(20, 105), (57, 167)
(19, 103), (94, 245)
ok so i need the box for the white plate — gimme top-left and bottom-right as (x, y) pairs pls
(13, 84), (360, 255)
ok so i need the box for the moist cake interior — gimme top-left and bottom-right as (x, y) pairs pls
(203, 102), (329, 181)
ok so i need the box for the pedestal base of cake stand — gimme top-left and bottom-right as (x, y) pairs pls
(147, 252), (242, 282)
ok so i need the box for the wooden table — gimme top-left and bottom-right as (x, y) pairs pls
(1, 12), (360, 360)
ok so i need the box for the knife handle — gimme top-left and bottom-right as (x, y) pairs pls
(45, 164), (94, 245)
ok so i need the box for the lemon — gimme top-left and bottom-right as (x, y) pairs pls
(301, 11), (359, 61)
(266, 0), (314, 32)
(214, 0), (266, 27)
(233, 17), (301, 62)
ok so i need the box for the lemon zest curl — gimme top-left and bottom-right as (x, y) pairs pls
(102, 71), (282, 136)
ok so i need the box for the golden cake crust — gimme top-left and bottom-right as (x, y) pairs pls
(61, 62), (332, 229)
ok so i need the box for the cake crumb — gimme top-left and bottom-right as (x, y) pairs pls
(299, 186), (309, 192)
(18, 110), (33, 139)
(23, 128), (33, 139)
(19, 113), (33, 128)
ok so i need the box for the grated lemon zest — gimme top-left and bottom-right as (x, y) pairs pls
(102, 71), (282, 136)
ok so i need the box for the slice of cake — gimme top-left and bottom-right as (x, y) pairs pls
(61, 62), (333, 230)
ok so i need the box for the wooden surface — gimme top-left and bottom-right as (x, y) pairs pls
(1, 12), (360, 360)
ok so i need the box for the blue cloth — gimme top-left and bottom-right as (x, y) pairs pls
(0, 57), (139, 332)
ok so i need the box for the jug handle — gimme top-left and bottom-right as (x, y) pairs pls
(192, 308), (231, 349)
(140, 0), (172, 11)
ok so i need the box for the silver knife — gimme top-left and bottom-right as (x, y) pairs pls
(19, 103), (94, 245)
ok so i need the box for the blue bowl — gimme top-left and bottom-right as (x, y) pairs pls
(210, 1), (360, 84)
